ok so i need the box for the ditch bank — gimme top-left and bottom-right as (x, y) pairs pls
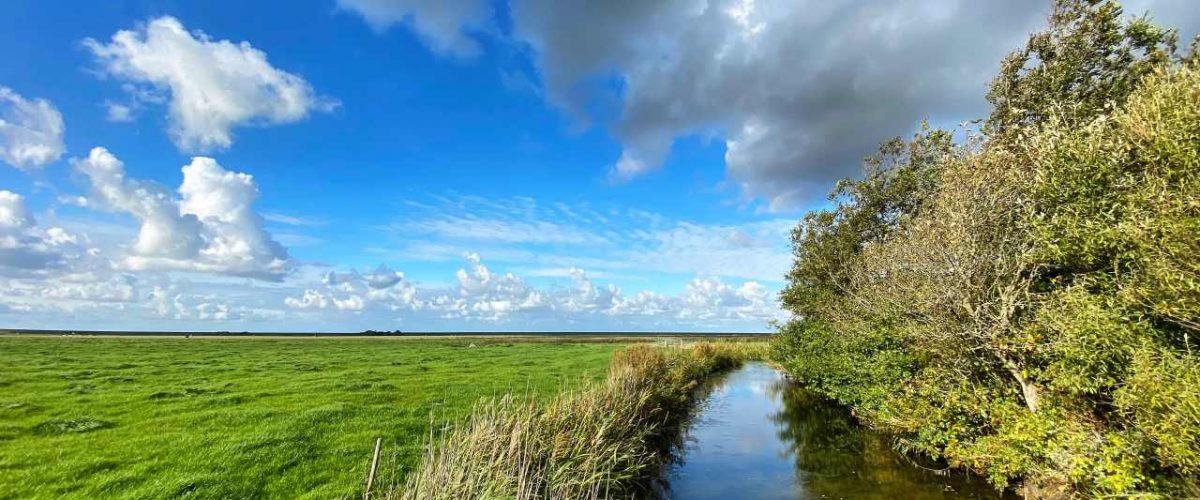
(386, 342), (764, 499)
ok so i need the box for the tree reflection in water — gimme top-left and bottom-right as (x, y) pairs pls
(661, 363), (1006, 499)
(769, 379), (1007, 499)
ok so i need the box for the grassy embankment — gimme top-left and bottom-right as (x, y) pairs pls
(392, 341), (767, 499)
(0, 336), (621, 499)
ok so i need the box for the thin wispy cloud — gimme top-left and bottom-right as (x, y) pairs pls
(380, 193), (794, 282)
(263, 212), (327, 227)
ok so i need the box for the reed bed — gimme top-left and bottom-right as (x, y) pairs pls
(388, 341), (763, 499)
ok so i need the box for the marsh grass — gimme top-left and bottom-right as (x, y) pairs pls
(393, 341), (765, 499)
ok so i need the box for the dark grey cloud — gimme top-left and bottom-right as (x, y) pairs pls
(513, 0), (1054, 210)
(345, 0), (1200, 210)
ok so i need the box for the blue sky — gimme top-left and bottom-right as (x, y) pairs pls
(2, 0), (1196, 332)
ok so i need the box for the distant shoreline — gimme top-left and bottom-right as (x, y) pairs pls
(0, 328), (772, 338)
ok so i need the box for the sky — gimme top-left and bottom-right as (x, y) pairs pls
(1, 0), (1197, 332)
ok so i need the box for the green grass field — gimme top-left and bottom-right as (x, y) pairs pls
(0, 336), (621, 499)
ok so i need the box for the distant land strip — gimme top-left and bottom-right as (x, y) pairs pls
(0, 328), (772, 338)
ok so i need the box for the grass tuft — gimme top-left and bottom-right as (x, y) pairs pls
(33, 417), (114, 435)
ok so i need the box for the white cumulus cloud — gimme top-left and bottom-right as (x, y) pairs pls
(284, 253), (784, 328)
(678, 276), (774, 321)
(0, 87), (65, 170)
(85, 16), (337, 152)
(441, 252), (548, 320)
(562, 267), (620, 313)
(0, 190), (83, 272)
(73, 147), (290, 280)
(286, 263), (420, 312)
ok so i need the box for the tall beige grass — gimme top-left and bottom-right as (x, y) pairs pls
(389, 342), (763, 499)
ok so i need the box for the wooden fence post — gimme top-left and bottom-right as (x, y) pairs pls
(364, 437), (383, 499)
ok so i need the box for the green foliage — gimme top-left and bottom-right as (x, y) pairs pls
(771, 319), (916, 420)
(781, 125), (956, 313)
(1118, 348), (1200, 477)
(986, 0), (1177, 138)
(773, 1), (1200, 496)
(1030, 286), (1143, 396)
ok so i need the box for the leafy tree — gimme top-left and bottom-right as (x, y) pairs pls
(986, 0), (1177, 138)
(780, 125), (956, 318)
(773, 1), (1200, 495)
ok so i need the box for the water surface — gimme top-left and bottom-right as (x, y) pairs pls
(662, 363), (1003, 499)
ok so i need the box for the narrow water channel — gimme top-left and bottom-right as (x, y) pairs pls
(661, 363), (1004, 499)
